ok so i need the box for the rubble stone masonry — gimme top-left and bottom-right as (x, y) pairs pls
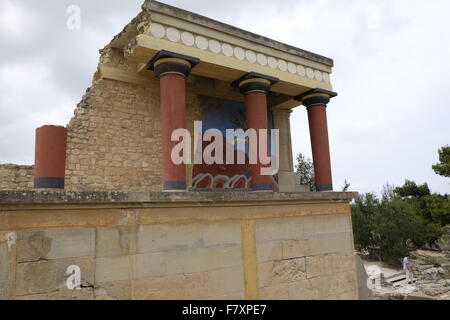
(0, 165), (34, 191)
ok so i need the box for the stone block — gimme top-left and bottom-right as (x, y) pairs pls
(16, 257), (95, 296)
(307, 232), (353, 256)
(95, 255), (134, 283)
(96, 226), (138, 258)
(278, 172), (302, 193)
(95, 280), (131, 300)
(201, 221), (242, 248)
(15, 288), (95, 300)
(133, 272), (212, 300)
(259, 283), (289, 300)
(305, 254), (355, 279)
(137, 224), (204, 254)
(287, 279), (318, 300)
(282, 239), (310, 259)
(208, 266), (244, 296)
(0, 232), (15, 300)
(302, 214), (351, 237)
(256, 240), (283, 263)
(137, 222), (241, 255)
(204, 291), (244, 300)
(255, 218), (304, 242)
(17, 229), (95, 262)
(288, 271), (357, 300)
(258, 258), (306, 288)
(314, 271), (358, 298)
(322, 291), (356, 300)
(135, 246), (243, 278)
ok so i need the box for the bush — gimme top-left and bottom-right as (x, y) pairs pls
(351, 191), (444, 266)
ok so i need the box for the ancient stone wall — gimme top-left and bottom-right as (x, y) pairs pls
(65, 48), (201, 192)
(0, 191), (359, 300)
(0, 165), (34, 191)
(255, 214), (358, 299)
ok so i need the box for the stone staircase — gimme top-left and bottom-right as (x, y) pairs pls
(384, 272), (408, 287)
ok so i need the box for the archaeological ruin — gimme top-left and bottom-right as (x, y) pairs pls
(0, 1), (359, 300)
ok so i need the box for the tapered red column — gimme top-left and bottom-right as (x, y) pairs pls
(296, 89), (337, 192)
(34, 125), (67, 189)
(236, 74), (279, 191)
(149, 51), (199, 191)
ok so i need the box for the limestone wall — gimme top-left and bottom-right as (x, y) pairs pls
(0, 165), (34, 191)
(65, 48), (201, 192)
(0, 191), (359, 300)
(256, 215), (358, 300)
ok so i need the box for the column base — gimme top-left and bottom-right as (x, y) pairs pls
(316, 184), (333, 192)
(251, 183), (273, 192)
(34, 177), (65, 189)
(163, 181), (187, 191)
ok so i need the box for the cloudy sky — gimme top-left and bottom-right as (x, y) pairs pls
(0, 0), (449, 194)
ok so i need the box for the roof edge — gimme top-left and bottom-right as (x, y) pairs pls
(143, 0), (334, 67)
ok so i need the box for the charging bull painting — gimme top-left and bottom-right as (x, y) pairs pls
(192, 96), (277, 190)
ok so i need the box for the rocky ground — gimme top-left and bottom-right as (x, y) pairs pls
(363, 248), (450, 300)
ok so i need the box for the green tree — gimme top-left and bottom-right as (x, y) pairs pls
(394, 179), (449, 226)
(432, 146), (450, 177)
(351, 193), (379, 254)
(351, 186), (444, 265)
(394, 180), (431, 198)
(421, 194), (450, 226)
(295, 153), (315, 191)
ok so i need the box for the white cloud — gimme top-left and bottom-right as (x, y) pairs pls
(0, 0), (37, 40)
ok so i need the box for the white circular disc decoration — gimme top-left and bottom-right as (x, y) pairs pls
(234, 47), (245, 60)
(278, 59), (288, 72)
(297, 65), (306, 76)
(181, 31), (195, 46)
(149, 23), (165, 39)
(209, 39), (221, 53)
(195, 36), (209, 50)
(222, 43), (233, 57)
(166, 27), (181, 42)
(256, 53), (267, 66)
(314, 70), (323, 81)
(268, 57), (277, 69)
(323, 72), (330, 83)
(287, 62), (297, 74)
(306, 68), (315, 79)
(246, 50), (257, 63)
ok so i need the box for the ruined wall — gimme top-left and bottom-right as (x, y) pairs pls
(0, 165), (34, 191)
(65, 48), (201, 192)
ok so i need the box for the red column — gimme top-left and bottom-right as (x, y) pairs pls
(307, 106), (332, 191)
(296, 89), (337, 192)
(34, 125), (67, 189)
(159, 74), (187, 191)
(152, 55), (195, 191)
(239, 77), (274, 191)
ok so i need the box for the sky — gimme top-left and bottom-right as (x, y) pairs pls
(0, 0), (449, 194)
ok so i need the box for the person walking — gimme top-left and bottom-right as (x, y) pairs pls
(403, 253), (415, 284)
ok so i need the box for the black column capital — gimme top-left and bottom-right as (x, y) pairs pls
(147, 50), (200, 78)
(295, 88), (338, 108)
(232, 72), (279, 95)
